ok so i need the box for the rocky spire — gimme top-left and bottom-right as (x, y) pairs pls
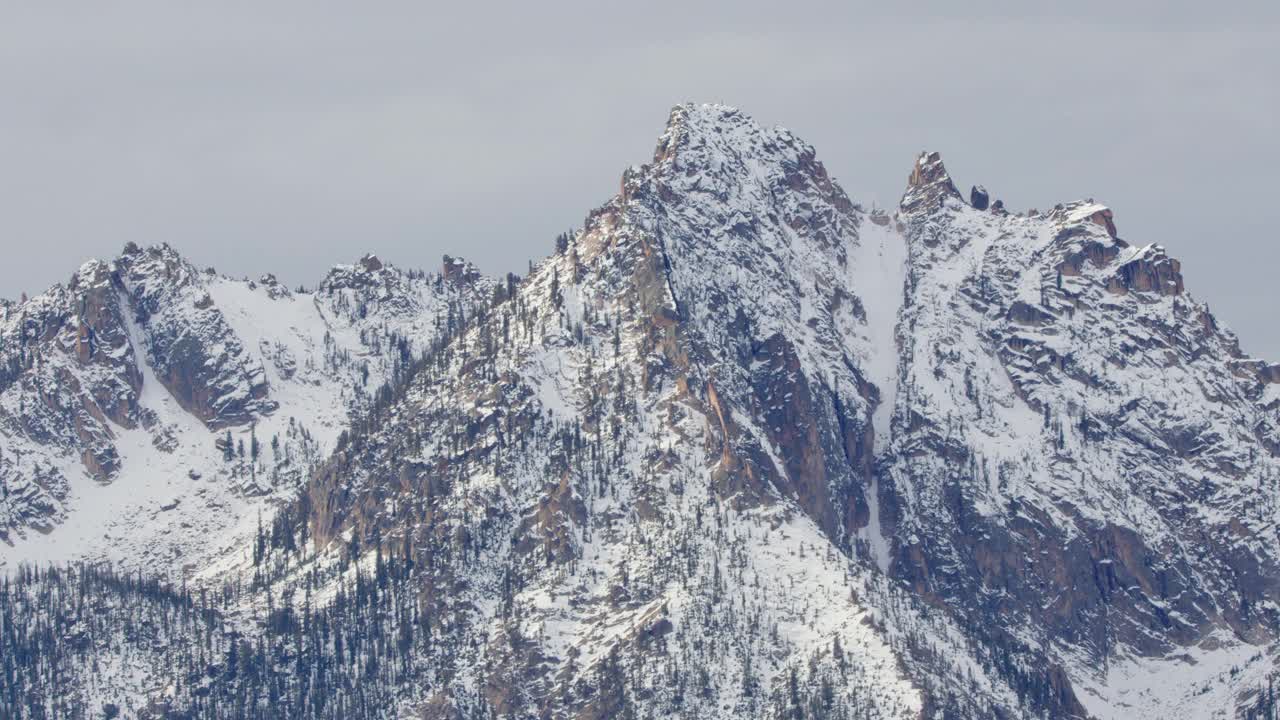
(900, 150), (962, 214)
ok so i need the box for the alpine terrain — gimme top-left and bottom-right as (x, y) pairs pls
(1, 104), (1278, 720)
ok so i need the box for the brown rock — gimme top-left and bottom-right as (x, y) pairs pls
(1112, 248), (1184, 296)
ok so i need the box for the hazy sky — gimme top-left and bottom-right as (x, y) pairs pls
(2, 2), (1277, 357)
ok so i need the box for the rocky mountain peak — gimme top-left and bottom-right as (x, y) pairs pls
(321, 253), (396, 292)
(631, 103), (856, 253)
(901, 150), (962, 213)
(71, 258), (115, 289)
(647, 103), (846, 203)
(440, 254), (482, 286)
(1044, 199), (1120, 239)
(651, 102), (748, 163)
(114, 243), (208, 308)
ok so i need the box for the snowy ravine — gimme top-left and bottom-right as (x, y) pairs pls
(2, 103), (1279, 720)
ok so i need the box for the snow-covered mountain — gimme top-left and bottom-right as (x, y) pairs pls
(1, 103), (1277, 720)
(0, 246), (495, 571)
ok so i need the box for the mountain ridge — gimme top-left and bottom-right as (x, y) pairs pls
(1, 102), (1278, 720)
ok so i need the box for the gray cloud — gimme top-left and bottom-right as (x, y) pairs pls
(2, 2), (1277, 357)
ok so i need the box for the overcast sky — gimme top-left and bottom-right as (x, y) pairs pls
(2, 2), (1277, 357)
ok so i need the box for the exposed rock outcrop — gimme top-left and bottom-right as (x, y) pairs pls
(969, 184), (989, 210)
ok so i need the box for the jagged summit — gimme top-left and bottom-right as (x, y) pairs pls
(650, 102), (803, 168)
(648, 103), (853, 212)
(901, 150), (962, 213)
(900, 152), (1125, 241)
(652, 102), (751, 162)
(636, 102), (856, 232)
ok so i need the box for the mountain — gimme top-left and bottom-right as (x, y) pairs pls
(886, 151), (1280, 717)
(0, 246), (495, 569)
(1, 103), (1278, 720)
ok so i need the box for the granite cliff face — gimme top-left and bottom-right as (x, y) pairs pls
(2, 104), (1278, 719)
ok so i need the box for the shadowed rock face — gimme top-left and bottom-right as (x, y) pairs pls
(441, 255), (483, 287)
(1263, 364), (1280, 385)
(1113, 246), (1185, 296)
(970, 185), (990, 211)
(117, 244), (277, 429)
